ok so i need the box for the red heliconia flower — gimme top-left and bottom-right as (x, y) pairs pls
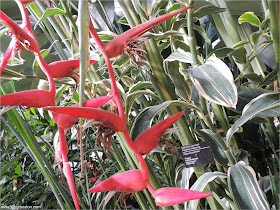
(0, 0), (39, 74)
(19, 0), (34, 4)
(88, 170), (148, 193)
(0, 90), (55, 108)
(151, 187), (212, 207)
(45, 106), (126, 132)
(134, 112), (184, 154)
(48, 60), (95, 79)
(0, 12), (39, 54)
(52, 96), (112, 131)
(63, 162), (80, 210)
(100, 6), (194, 58)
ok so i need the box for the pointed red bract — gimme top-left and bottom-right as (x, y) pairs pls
(88, 170), (148, 193)
(0, 11), (39, 53)
(19, 0), (34, 4)
(134, 112), (184, 154)
(103, 6), (194, 58)
(46, 106), (126, 132)
(52, 96), (112, 130)
(63, 162), (80, 209)
(152, 187), (212, 207)
(48, 60), (95, 78)
(0, 89), (55, 108)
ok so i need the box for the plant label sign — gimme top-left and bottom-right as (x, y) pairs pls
(181, 141), (215, 168)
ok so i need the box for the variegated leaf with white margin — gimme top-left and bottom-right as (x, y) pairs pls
(186, 172), (227, 210)
(175, 164), (195, 190)
(226, 92), (280, 144)
(165, 48), (194, 64)
(182, 56), (238, 108)
(228, 161), (270, 210)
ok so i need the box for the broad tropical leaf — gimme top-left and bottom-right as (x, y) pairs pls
(182, 56), (238, 108)
(226, 92), (280, 143)
(228, 161), (270, 209)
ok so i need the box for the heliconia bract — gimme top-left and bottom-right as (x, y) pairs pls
(45, 106), (126, 132)
(0, 11), (39, 53)
(88, 170), (148, 193)
(52, 96), (112, 130)
(0, 90), (55, 108)
(63, 162), (80, 209)
(134, 112), (184, 154)
(48, 60), (95, 79)
(102, 6), (194, 58)
(152, 187), (212, 207)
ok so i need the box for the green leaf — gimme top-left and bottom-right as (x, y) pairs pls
(229, 47), (247, 64)
(1, 153), (26, 176)
(165, 48), (193, 64)
(129, 100), (201, 140)
(243, 73), (262, 84)
(234, 86), (270, 114)
(125, 90), (159, 117)
(251, 31), (263, 46)
(258, 68), (278, 87)
(15, 78), (40, 92)
(238, 12), (261, 27)
(193, 24), (211, 44)
(117, 16), (129, 25)
(15, 165), (22, 176)
(197, 129), (228, 168)
(165, 60), (192, 102)
(193, 5), (226, 21)
(175, 164), (194, 189)
(233, 41), (250, 49)
(208, 47), (233, 59)
(188, 172), (227, 209)
(128, 81), (154, 94)
(182, 56), (238, 108)
(249, 40), (273, 61)
(228, 161), (270, 209)
(143, 30), (185, 39)
(129, 101), (172, 140)
(226, 93), (280, 143)
(35, 8), (66, 29)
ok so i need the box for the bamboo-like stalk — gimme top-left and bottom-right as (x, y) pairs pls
(78, 0), (90, 187)
(267, 0), (280, 82)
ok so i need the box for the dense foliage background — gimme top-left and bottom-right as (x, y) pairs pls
(1, 0), (279, 209)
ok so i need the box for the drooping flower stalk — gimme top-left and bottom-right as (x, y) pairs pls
(104, 55), (126, 121)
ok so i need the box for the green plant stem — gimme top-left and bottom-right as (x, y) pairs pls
(78, 0), (90, 182)
(267, 0), (280, 83)
(200, 96), (236, 165)
(211, 103), (239, 153)
(187, 2), (199, 65)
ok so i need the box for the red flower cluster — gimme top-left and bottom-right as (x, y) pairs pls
(1, 1), (211, 209)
